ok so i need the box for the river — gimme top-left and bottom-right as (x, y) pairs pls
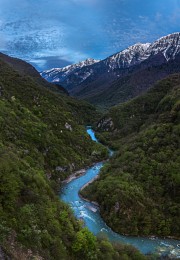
(60, 128), (180, 258)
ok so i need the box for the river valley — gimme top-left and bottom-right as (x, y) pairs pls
(60, 128), (180, 258)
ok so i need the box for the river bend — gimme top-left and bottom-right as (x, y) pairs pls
(60, 128), (180, 258)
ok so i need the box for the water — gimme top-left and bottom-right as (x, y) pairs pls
(87, 127), (98, 142)
(60, 128), (180, 258)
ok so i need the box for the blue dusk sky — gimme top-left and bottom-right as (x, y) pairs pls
(0, 0), (180, 71)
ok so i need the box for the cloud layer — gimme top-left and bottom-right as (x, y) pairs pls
(0, 0), (179, 70)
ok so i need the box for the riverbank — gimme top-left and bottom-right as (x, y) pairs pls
(60, 128), (180, 258)
(80, 184), (180, 241)
(62, 169), (87, 184)
(79, 175), (100, 207)
(80, 174), (180, 241)
(62, 156), (109, 184)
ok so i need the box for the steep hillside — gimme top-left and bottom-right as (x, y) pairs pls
(0, 57), (108, 181)
(85, 53), (180, 109)
(0, 56), (104, 259)
(81, 74), (180, 238)
(0, 55), (148, 259)
(0, 52), (68, 95)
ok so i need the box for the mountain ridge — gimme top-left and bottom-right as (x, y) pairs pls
(41, 58), (100, 91)
(81, 52), (180, 109)
(0, 52), (68, 95)
(41, 33), (180, 97)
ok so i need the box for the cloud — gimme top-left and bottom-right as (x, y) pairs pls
(0, 33), (6, 49)
(169, 8), (180, 24)
(71, 0), (100, 5)
(155, 12), (162, 22)
(139, 15), (147, 20)
(28, 56), (72, 71)
(0, 0), (179, 70)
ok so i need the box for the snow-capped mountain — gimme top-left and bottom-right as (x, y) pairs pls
(41, 58), (100, 88)
(105, 32), (180, 70)
(145, 33), (180, 61)
(41, 33), (180, 93)
(104, 43), (151, 70)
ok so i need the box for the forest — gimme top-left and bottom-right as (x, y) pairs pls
(81, 74), (180, 238)
(0, 56), (148, 259)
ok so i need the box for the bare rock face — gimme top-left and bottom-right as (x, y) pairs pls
(114, 202), (120, 213)
(69, 163), (75, 172)
(55, 166), (65, 172)
(97, 117), (114, 131)
(0, 247), (9, 260)
(65, 122), (72, 131)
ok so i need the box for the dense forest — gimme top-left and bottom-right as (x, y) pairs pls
(81, 74), (180, 238)
(0, 55), (149, 259)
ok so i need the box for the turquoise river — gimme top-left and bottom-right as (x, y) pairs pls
(60, 128), (180, 258)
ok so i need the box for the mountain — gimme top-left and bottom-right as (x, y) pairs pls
(81, 73), (180, 239)
(41, 33), (180, 109)
(0, 52), (68, 95)
(41, 58), (100, 91)
(85, 52), (180, 109)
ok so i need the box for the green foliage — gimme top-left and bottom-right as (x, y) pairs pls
(82, 74), (180, 238)
(0, 57), (107, 259)
(97, 238), (147, 260)
(72, 228), (97, 259)
(0, 56), (146, 259)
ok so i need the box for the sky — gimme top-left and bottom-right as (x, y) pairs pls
(0, 0), (180, 71)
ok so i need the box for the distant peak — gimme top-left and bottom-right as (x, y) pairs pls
(127, 42), (151, 51)
(158, 32), (180, 40)
(78, 58), (100, 65)
(43, 58), (100, 73)
(152, 32), (180, 45)
(85, 58), (100, 62)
